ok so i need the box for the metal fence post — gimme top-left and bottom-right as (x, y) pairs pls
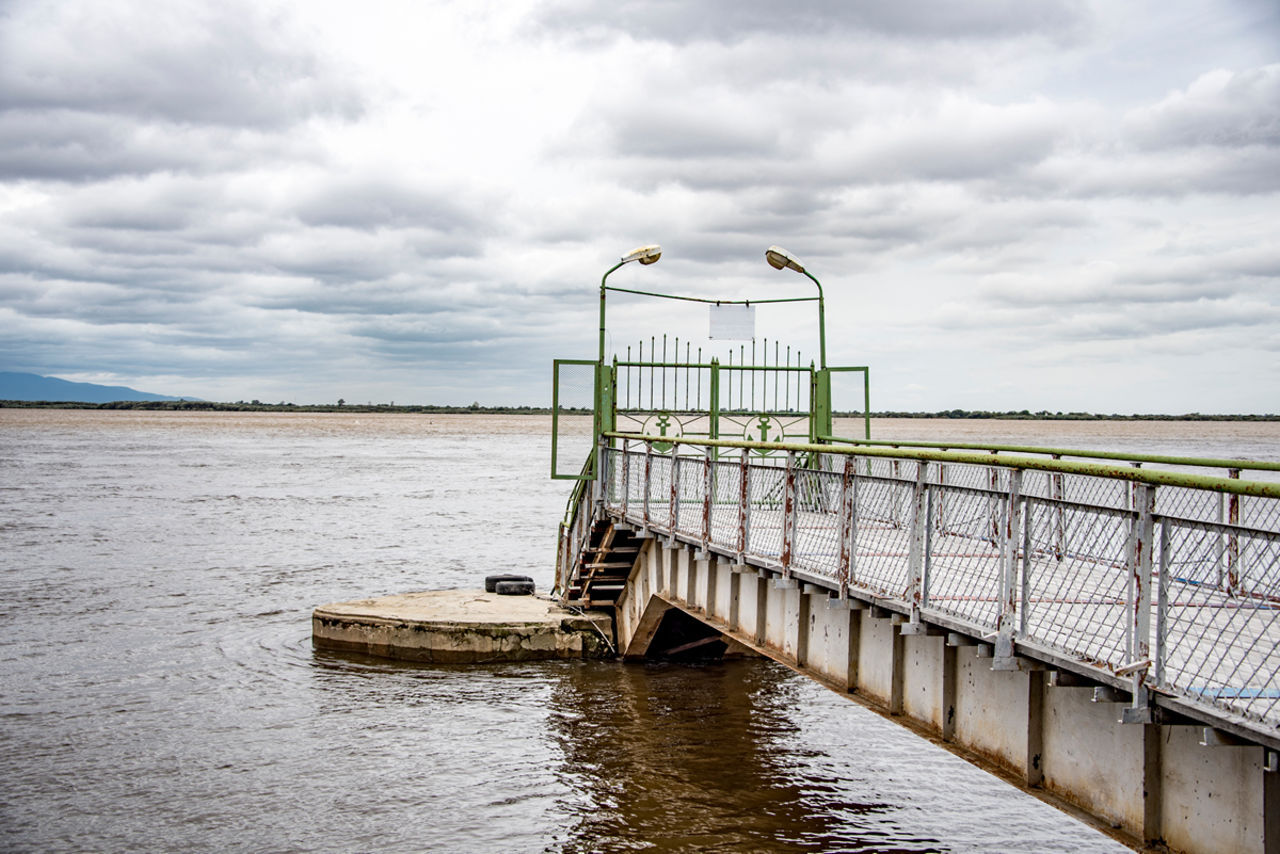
(1156, 516), (1170, 689)
(709, 358), (721, 443)
(1020, 499), (1033, 637)
(742, 448), (747, 560)
(936, 463), (947, 538)
(1051, 456), (1065, 561)
(557, 523), (568, 596)
(899, 462), (932, 634)
(904, 462), (929, 623)
(994, 468), (1023, 667)
(643, 441), (652, 530)
(838, 455), (855, 598)
(1128, 462), (1142, 511)
(782, 450), (797, 577)
(1228, 467), (1241, 596)
(892, 459), (903, 527)
(701, 445), (713, 550)
(988, 451), (1001, 545)
(1122, 483), (1156, 723)
(594, 435), (607, 510)
(670, 452), (681, 535)
(621, 438), (630, 518)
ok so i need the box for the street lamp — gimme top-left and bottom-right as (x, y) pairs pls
(765, 245), (826, 369)
(593, 244), (662, 449)
(600, 244), (661, 366)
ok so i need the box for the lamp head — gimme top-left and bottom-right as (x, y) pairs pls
(765, 245), (805, 274)
(621, 244), (662, 265)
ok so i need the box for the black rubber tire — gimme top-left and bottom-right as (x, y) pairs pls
(485, 573), (531, 593)
(494, 579), (535, 596)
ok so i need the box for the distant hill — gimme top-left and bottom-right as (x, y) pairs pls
(0, 372), (191, 403)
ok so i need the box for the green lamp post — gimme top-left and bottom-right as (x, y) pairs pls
(765, 245), (826, 369)
(766, 244), (833, 442)
(599, 244), (662, 367)
(596, 244), (662, 447)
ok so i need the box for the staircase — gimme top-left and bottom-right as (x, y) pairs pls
(564, 519), (642, 608)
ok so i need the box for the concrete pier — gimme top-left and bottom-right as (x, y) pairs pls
(612, 535), (1275, 854)
(312, 590), (614, 663)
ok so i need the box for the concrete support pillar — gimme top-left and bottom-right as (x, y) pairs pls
(1265, 749), (1278, 854)
(706, 559), (718, 619)
(796, 590), (811, 669)
(845, 605), (862, 693)
(942, 643), (958, 742)
(755, 576), (768, 645)
(1144, 722), (1164, 847)
(728, 568), (741, 629)
(1028, 669), (1045, 788)
(890, 624), (905, 715)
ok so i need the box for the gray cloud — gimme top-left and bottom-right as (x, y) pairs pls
(0, 0), (360, 184)
(292, 178), (488, 235)
(1026, 146), (1280, 198)
(1126, 65), (1280, 149)
(603, 109), (785, 160)
(0, 0), (361, 128)
(0, 111), (286, 181)
(0, 1), (1276, 411)
(533, 0), (1089, 45)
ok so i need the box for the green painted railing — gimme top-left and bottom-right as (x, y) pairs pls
(604, 432), (1280, 499)
(823, 434), (1280, 476)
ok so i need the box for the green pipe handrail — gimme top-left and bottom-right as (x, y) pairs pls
(604, 432), (1280, 499)
(822, 434), (1280, 474)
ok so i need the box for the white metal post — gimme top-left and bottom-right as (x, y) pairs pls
(994, 469), (1023, 667)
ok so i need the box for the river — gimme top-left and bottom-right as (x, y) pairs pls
(4, 410), (1277, 852)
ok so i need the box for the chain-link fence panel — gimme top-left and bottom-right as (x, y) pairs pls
(746, 464), (786, 561)
(643, 453), (672, 531)
(1020, 497), (1134, 670)
(793, 467), (843, 581)
(921, 483), (1005, 631)
(709, 458), (743, 551)
(673, 452), (704, 539)
(1159, 518), (1280, 726)
(850, 472), (915, 599)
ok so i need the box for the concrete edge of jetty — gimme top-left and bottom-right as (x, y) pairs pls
(311, 589), (615, 663)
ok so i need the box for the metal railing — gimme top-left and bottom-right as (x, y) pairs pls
(592, 432), (1280, 744)
(824, 433), (1280, 481)
(555, 455), (595, 596)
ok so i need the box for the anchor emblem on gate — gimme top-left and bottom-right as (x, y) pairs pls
(642, 411), (680, 453)
(744, 415), (774, 456)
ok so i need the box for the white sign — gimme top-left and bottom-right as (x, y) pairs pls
(709, 304), (755, 340)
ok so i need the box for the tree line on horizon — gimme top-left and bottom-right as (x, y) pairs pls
(1, 399), (1276, 421)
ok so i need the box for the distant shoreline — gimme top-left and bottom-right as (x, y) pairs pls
(2, 399), (1276, 421)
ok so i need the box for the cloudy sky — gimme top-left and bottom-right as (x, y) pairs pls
(1, 0), (1277, 412)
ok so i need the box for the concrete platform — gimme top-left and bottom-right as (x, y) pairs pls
(311, 589), (615, 663)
